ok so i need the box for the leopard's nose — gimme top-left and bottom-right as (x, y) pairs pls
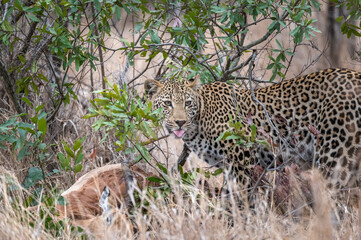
(175, 120), (186, 127)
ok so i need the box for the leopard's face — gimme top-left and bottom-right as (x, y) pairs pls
(144, 79), (200, 138)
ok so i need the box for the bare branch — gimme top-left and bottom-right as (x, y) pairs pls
(128, 58), (153, 85)
(231, 76), (276, 84)
(221, 54), (253, 81)
(0, 60), (26, 121)
(91, 5), (106, 89)
(148, 43), (218, 81)
(1, 2), (8, 24)
(20, 34), (52, 79)
(248, 51), (279, 136)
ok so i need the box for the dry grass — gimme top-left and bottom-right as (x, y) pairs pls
(1, 161), (360, 240)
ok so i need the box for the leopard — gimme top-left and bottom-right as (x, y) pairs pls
(144, 68), (361, 191)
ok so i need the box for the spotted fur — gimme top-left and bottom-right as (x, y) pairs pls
(144, 68), (361, 190)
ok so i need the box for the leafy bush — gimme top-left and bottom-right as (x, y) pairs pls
(84, 82), (163, 163)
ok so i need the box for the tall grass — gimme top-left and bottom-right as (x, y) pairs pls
(1, 163), (360, 240)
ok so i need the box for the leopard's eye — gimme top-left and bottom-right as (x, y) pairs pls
(185, 100), (192, 107)
(164, 100), (172, 107)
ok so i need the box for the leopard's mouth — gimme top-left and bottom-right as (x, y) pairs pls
(173, 129), (185, 138)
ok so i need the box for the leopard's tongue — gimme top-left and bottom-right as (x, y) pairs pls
(173, 129), (185, 138)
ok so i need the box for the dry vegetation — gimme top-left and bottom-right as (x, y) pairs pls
(1, 163), (361, 239)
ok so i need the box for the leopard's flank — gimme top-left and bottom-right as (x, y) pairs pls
(145, 68), (361, 190)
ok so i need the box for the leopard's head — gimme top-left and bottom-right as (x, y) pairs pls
(144, 78), (201, 139)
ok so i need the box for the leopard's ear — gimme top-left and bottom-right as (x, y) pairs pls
(186, 76), (201, 90)
(144, 79), (163, 99)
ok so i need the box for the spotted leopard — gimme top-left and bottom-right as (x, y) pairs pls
(144, 68), (361, 190)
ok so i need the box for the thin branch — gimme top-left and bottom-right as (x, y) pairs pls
(140, 134), (169, 146)
(127, 136), (172, 190)
(221, 54), (253, 81)
(20, 34), (53, 79)
(148, 43), (218, 81)
(248, 51), (280, 135)
(1, 3), (8, 24)
(240, 1), (299, 52)
(155, 46), (173, 79)
(12, 21), (39, 80)
(128, 58), (153, 85)
(90, 43), (95, 100)
(19, 22), (38, 57)
(110, 17), (130, 86)
(41, 50), (67, 122)
(230, 76), (276, 84)
(283, 44), (298, 80)
(91, 5), (106, 89)
(0, 60), (27, 121)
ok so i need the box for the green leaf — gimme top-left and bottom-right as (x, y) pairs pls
(275, 39), (283, 49)
(216, 131), (232, 142)
(134, 22), (143, 34)
(156, 163), (167, 174)
(75, 152), (84, 165)
(64, 144), (75, 158)
(58, 153), (71, 170)
(74, 164), (82, 173)
(75, 57), (80, 71)
(256, 139), (270, 148)
(0, 118), (15, 129)
(26, 14), (40, 22)
(137, 145), (151, 161)
(35, 104), (44, 114)
(38, 143), (47, 150)
(55, 5), (63, 17)
(38, 118), (47, 135)
(211, 6), (226, 13)
(119, 38), (130, 47)
(38, 111), (47, 120)
(147, 176), (163, 183)
(74, 137), (85, 151)
(58, 152), (66, 164)
(141, 122), (157, 139)
(149, 29), (161, 44)
(290, 26), (300, 36)
(114, 5), (121, 21)
(94, 0), (101, 11)
(24, 167), (43, 188)
(14, 0), (23, 11)
(31, 60), (38, 73)
(0, 143), (6, 149)
(225, 135), (241, 141)
(83, 113), (98, 119)
(335, 16), (343, 22)
(18, 145), (30, 161)
(212, 168), (223, 176)
(21, 97), (33, 107)
(310, 0), (321, 10)
(1, 20), (13, 31)
(95, 98), (111, 106)
(250, 124), (257, 142)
